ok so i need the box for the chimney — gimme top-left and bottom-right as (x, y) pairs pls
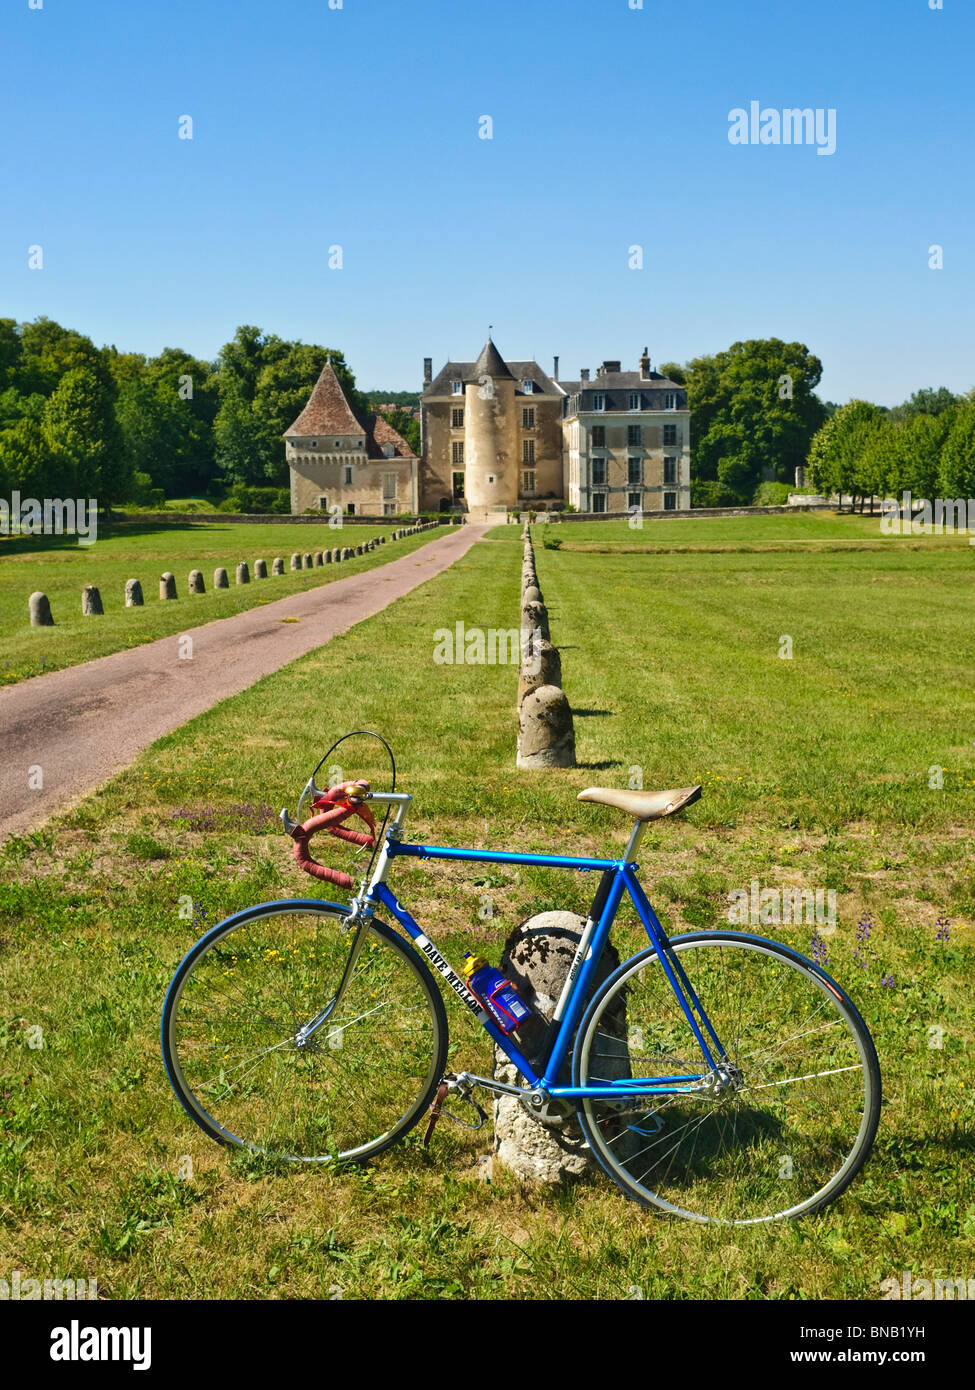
(639, 346), (651, 380)
(553, 355), (559, 381)
(423, 357), (432, 385)
(580, 368), (590, 383)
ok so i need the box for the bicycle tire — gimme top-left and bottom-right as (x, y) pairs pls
(162, 899), (448, 1163)
(572, 931), (881, 1223)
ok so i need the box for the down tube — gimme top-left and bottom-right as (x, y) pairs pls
(625, 870), (725, 1067)
(370, 883), (545, 1085)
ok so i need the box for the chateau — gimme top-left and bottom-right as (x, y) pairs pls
(287, 339), (690, 516)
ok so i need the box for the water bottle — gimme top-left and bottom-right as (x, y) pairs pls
(462, 953), (533, 1035)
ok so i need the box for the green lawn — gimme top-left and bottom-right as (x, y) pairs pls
(0, 516), (971, 1299)
(0, 521), (441, 684)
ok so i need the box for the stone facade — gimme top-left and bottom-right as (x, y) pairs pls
(286, 361), (417, 517)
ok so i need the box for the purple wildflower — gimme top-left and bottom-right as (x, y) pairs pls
(935, 915), (950, 943)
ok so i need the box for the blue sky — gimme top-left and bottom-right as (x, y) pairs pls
(0, 0), (970, 404)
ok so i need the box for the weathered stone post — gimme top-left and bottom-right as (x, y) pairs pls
(303, 553), (313, 569)
(341, 547), (354, 561)
(160, 572), (177, 601)
(491, 912), (625, 1183)
(272, 557), (284, 576)
(254, 558), (268, 578)
(188, 569), (205, 595)
(81, 585), (104, 615)
(517, 685), (576, 768)
(521, 599), (550, 642)
(313, 552), (323, 567)
(523, 583), (543, 606)
(355, 544), (363, 556)
(324, 549), (333, 563)
(290, 553), (301, 571)
(236, 562), (250, 585)
(214, 567), (229, 589)
(518, 634), (562, 706)
(29, 591), (54, 626)
(125, 579), (143, 607)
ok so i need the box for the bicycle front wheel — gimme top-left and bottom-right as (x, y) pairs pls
(573, 932), (881, 1223)
(162, 900), (448, 1163)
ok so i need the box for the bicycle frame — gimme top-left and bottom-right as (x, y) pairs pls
(349, 824), (729, 1101)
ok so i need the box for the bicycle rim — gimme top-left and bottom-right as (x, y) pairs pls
(162, 902), (448, 1162)
(573, 932), (881, 1223)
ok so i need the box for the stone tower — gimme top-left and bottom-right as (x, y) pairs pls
(463, 338), (518, 510)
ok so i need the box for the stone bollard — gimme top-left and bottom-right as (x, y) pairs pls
(160, 572), (177, 601)
(517, 685), (576, 768)
(523, 583), (543, 605)
(492, 912), (625, 1184)
(355, 545), (363, 556)
(521, 599), (550, 642)
(313, 552), (323, 567)
(214, 567), (229, 589)
(291, 553), (301, 571)
(518, 635), (562, 705)
(29, 591), (54, 626)
(82, 585), (103, 616)
(124, 579), (143, 608)
(324, 549), (333, 563)
(188, 569), (205, 595)
(341, 547), (354, 561)
(272, 557), (284, 576)
(254, 559), (268, 579)
(303, 553), (313, 569)
(236, 562), (250, 585)
(380, 535), (386, 544)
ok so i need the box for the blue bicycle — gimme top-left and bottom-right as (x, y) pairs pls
(162, 751), (881, 1224)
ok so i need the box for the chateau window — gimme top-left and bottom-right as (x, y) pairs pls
(347, 503), (356, 515)
(383, 503), (396, 516)
(452, 441), (464, 464)
(593, 393), (605, 412)
(591, 425), (606, 447)
(628, 492), (642, 511)
(523, 439), (535, 463)
(664, 492), (677, 510)
(383, 473), (397, 499)
(627, 457), (642, 486)
(664, 456), (677, 485)
(522, 407), (535, 429)
(523, 470), (535, 493)
(523, 379), (533, 393)
(663, 423), (678, 446)
(664, 392), (676, 410)
(319, 495), (328, 511)
(334, 440), (341, 447)
(627, 424), (641, 446)
(452, 380), (463, 395)
(628, 393), (641, 411)
(592, 458), (607, 486)
(451, 408), (464, 428)
(310, 440), (318, 448)
(592, 493), (607, 513)
(344, 466), (353, 484)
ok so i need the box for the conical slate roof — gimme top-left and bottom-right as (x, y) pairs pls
(465, 337), (513, 383)
(285, 360), (363, 437)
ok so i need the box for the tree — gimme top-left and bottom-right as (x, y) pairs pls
(42, 366), (128, 504)
(670, 340), (827, 503)
(806, 400), (885, 509)
(889, 386), (961, 424)
(938, 400), (975, 498)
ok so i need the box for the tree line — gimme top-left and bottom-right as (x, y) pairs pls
(1, 317), (969, 511)
(0, 319), (417, 509)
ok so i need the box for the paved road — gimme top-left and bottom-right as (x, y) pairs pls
(0, 525), (488, 840)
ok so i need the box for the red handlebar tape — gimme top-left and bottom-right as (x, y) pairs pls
(289, 783), (377, 890)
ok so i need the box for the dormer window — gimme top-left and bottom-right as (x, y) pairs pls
(382, 442), (395, 459)
(628, 393), (640, 411)
(593, 393), (605, 412)
(664, 392), (676, 411)
(523, 378), (533, 394)
(452, 380), (463, 395)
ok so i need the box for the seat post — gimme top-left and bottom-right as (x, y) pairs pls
(623, 818), (648, 863)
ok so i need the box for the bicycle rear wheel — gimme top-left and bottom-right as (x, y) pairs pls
(162, 900), (448, 1162)
(573, 932), (880, 1223)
